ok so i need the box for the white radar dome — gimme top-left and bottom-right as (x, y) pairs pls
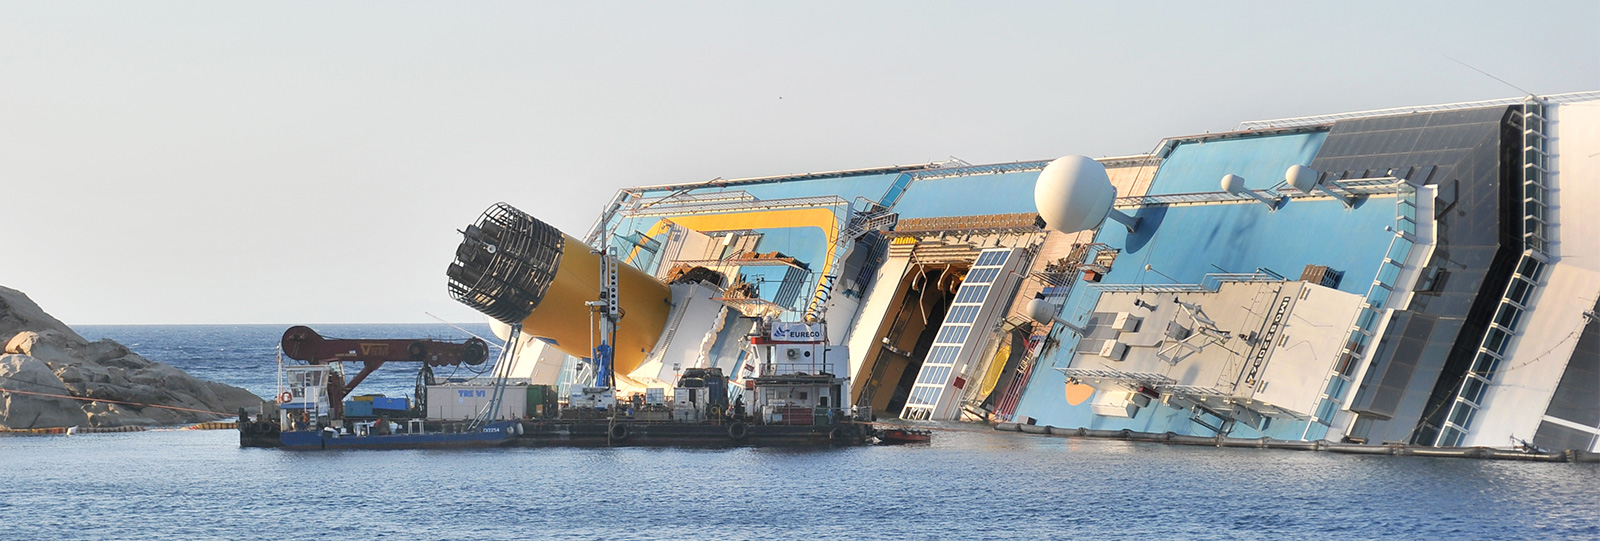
(1034, 155), (1118, 234)
(1221, 174), (1247, 194)
(1025, 298), (1057, 324)
(1286, 164), (1319, 193)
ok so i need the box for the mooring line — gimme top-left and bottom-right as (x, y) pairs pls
(0, 387), (236, 417)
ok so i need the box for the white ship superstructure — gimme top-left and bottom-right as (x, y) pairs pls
(484, 91), (1600, 451)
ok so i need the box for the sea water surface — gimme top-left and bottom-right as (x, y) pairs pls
(2, 325), (1597, 539)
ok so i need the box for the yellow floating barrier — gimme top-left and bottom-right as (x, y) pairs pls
(183, 421), (238, 431)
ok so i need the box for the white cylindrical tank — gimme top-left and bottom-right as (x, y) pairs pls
(1034, 155), (1118, 234)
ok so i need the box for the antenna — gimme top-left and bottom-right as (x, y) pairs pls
(1443, 54), (1536, 97)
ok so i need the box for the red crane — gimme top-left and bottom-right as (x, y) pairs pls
(279, 325), (489, 420)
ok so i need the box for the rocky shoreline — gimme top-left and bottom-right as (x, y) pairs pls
(0, 286), (263, 429)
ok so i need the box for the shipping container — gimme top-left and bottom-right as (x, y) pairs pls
(343, 400), (374, 417)
(426, 383), (527, 420)
(372, 397), (408, 411)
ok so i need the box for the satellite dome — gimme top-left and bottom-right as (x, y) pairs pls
(1285, 164), (1319, 193)
(1220, 173), (1281, 210)
(1221, 174), (1247, 194)
(1023, 297), (1087, 336)
(1034, 155), (1118, 234)
(1025, 298), (1057, 324)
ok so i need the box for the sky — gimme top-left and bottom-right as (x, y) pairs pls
(2, 1), (1597, 325)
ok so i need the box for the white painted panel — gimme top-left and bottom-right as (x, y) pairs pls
(1255, 283), (1363, 417)
(1469, 99), (1600, 446)
(844, 255), (913, 381)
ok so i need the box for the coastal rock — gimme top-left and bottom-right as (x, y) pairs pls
(0, 286), (264, 429)
(0, 354), (91, 428)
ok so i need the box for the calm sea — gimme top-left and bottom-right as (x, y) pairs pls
(2, 324), (1597, 539)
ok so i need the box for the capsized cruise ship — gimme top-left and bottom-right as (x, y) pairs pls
(462, 91), (1600, 450)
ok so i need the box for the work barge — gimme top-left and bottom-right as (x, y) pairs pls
(239, 303), (875, 449)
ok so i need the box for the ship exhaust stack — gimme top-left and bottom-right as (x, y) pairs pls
(447, 202), (673, 377)
(447, 202), (566, 325)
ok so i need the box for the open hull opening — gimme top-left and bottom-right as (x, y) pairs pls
(852, 263), (967, 416)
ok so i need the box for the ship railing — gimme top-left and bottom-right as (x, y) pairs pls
(1089, 271), (1285, 294)
(758, 361), (838, 377)
(1115, 175), (1406, 210)
(1236, 90), (1600, 130)
(620, 194), (850, 218)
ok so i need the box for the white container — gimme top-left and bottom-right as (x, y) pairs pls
(1112, 313), (1142, 332)
(426, 384), (526, 421)
(1099, 340), (1128, 360)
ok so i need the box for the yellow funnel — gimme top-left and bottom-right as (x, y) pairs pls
(447, 203), (671, 375)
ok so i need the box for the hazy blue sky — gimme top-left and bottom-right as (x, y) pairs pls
(4, 1), (1596, 324)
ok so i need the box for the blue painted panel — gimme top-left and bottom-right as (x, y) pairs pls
(343, 400), (374, 417)
(750, 226), (827, 270)
(1014, 195), (1397, 432)
(892, 172), (1039, 219)
(1148, 132), (1327, 195)
(599, 173), (895, 259)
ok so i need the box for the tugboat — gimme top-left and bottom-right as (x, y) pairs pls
(876, 427), (933, 444)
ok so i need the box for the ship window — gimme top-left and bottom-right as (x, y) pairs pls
(1335, 351), (1360, 376)
(1386, 237), (1414, 263)
(1355, 308), (1380, 332)
(1324, 377), (1348, 399)
(1494, 305), (1522, 330)
(1376, 262), (1402, 287)
(1462, 377), (1487, 405)
(1507, 280), (1532, 305)
(1314, 399), (1337, 420)
(1484, 328), (1510, 355)
(1345, 330), (1371, 353)
(1366, 287), (1391, 308)
(1471, 352), (1501, 376)
(1439, 426), (1464, 447)
(1449, 403), (1476, 427)
(1517, 259), (1544, 281)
